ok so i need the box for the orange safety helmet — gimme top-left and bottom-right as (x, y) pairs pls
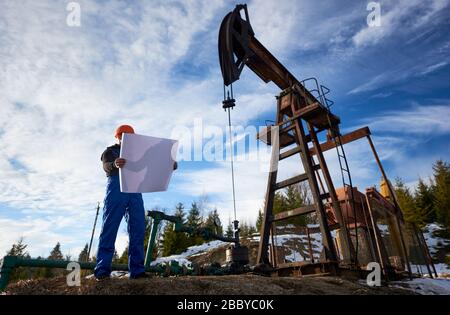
(115, 124), (135, 139)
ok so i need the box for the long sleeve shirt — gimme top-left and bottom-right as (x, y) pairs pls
(101, 144), (120, 177)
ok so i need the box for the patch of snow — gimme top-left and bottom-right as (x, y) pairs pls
(111, 271), (128, 278)
(411, 263), (450, 277)
(276, 224), (296, 229)
(377, 224), (389, 234)
(433, 263), (450, 276)
(150, 240), (228, 267)
(391, 278), (450, 295)
(422, 223), (449, 255)
(266, 233), (323, 262)
(150, 256), (192, 267)
(85, 271), (128, 279)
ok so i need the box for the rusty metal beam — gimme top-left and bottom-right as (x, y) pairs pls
(246, 37), (342, 128)
(365, 188), (397, 217)
(271, 205), (316, 222)
(275, 173), (309, 190)
(279, 146), (302, 160)
(310, 127), (371, 156)
(247, 37), (295, 90)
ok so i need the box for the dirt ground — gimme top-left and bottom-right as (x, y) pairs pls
(3, 274), (415, 295)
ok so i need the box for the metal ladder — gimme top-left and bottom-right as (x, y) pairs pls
(318, 82), (359, 267)
(309, 78), (359, 265)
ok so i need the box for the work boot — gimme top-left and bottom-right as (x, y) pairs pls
(95, 274), (111, 282)
(130, 272), (152, 280)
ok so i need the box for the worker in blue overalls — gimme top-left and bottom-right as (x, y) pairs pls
(94, 124), (177, 280)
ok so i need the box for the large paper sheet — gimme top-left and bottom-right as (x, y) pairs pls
(119, 133), (178, 193)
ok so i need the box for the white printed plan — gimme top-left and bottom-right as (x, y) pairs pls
(119, 133), (178, 193)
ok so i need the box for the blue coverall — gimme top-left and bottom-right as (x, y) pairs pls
(94, 145), (146, 278)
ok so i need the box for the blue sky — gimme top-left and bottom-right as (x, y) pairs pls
(0, 0), (449, 258)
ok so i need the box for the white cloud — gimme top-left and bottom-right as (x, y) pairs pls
(0, 215), (88, 257)
(248, 0), (361, 54)
(370, 92), (393, 99)
(365, 104), (450, 135)
(348, 59), (449, 94)
(420, 61), (448, 75)
(0, 0), (229, 211)
(352, 0), (449, 47)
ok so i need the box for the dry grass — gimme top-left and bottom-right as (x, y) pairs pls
(3, 274), (415, 295)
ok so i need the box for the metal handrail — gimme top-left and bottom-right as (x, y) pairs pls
(300, 77), (335, 109)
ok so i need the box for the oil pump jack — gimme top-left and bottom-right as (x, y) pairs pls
(218, 4), (358, 275)
(218, 4), (439, 279)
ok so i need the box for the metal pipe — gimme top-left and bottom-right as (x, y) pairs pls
(144, 217), (161, 268)
(271, 225), (278, 267)
(360, 196), (377, 263)
(307, 227), (315, 263)
(365, 194), (387, 278)
(87, 202), (100, 261)
(227, 107), (238, 223)
(366, 135), (412, 279)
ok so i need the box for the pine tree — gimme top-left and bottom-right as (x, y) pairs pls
(6, 238), (31, 281)
(239, 221), (249, 237)
(118, 246), (129, 264)
(270, 185), (310, 227)
(48, 242), (64, 260)
(248, 224), (257, 236)
(6, 237), (29, 257)
(161, 222), (177, 256)
(289, 184), (312, 226)
(174, 203), (186, 222)
(415, 178), (435, 223)
(112, 250), (120, 264)
(225, 220), (234, 238)
(204, 208), (223, 235)
(187, 202), (202, 229)
(432, 160), (450, 232)
(239, 221), (257, 237)
(395, 178), (427, 227)
(187, 202), (203, 246)
(272, 191), (287, 214)
(238, 221), (257, 237)
(78, 243), (89, 262)
(285, 185), (303, 209)
(42, 242), (64, 278)
(161, 204), (189, 256)
(161, 222), (189, 256)
(256, 209), (263, 232)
